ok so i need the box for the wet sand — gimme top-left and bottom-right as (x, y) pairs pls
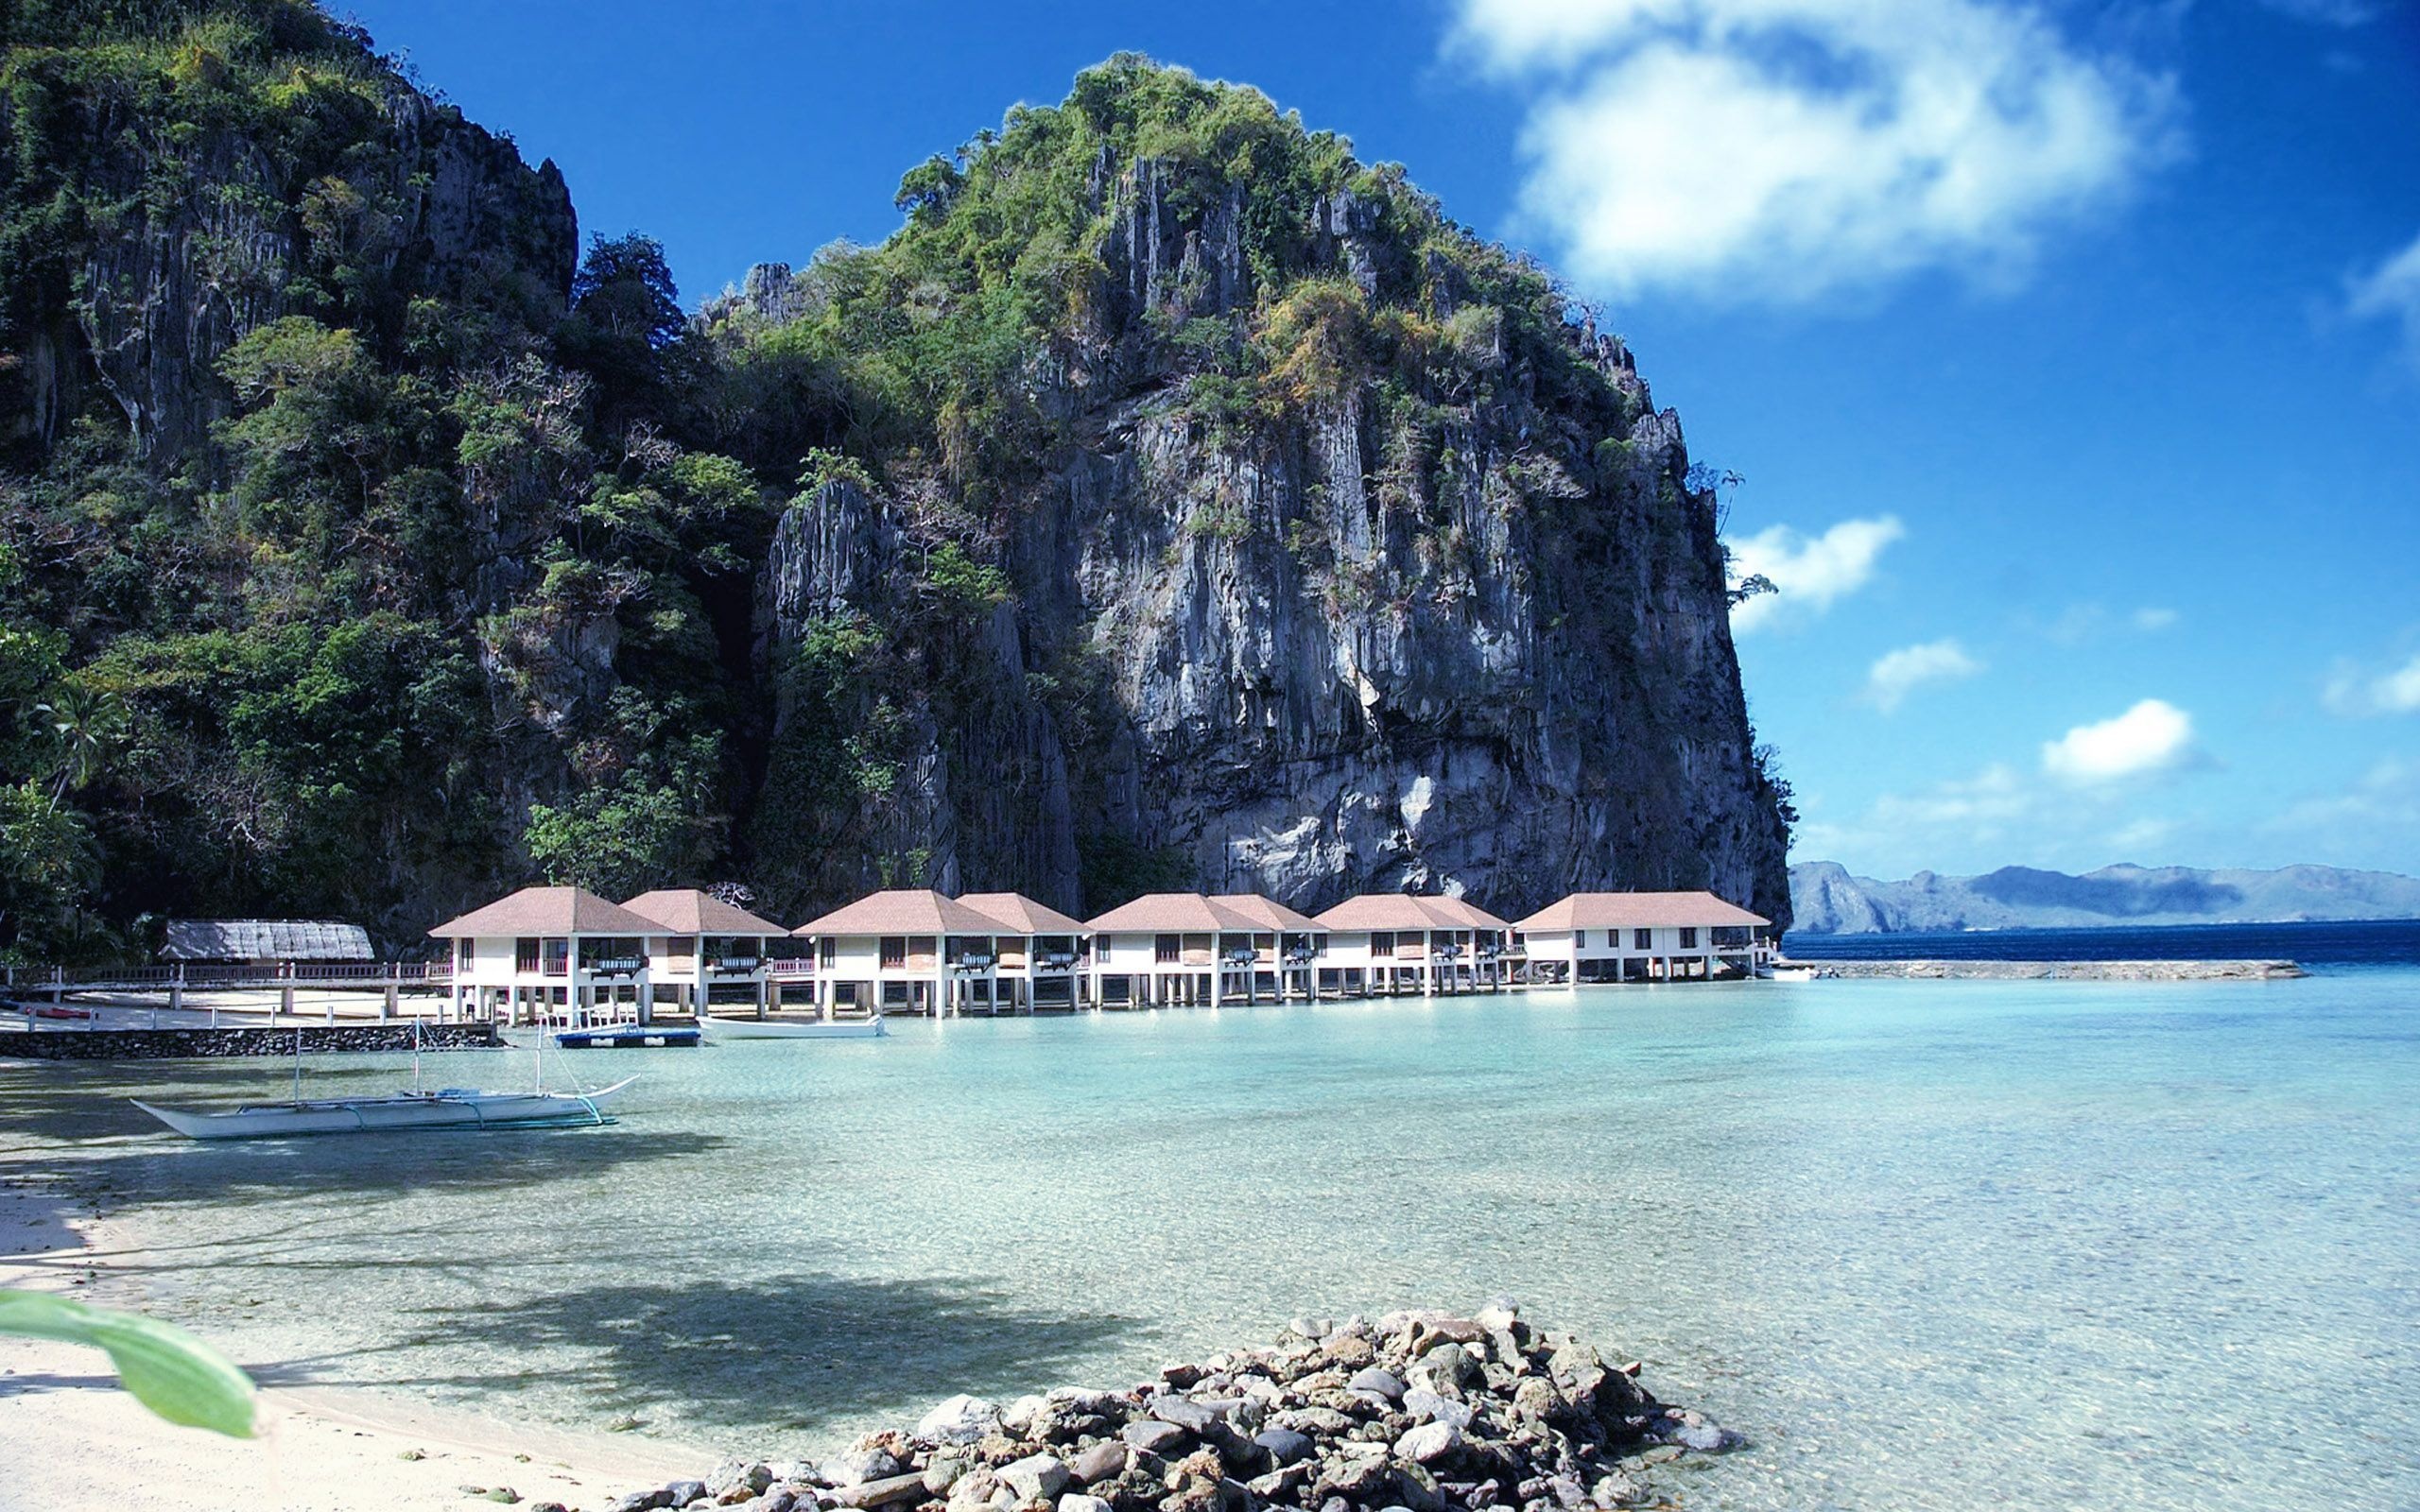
(0, 1157), (703, 1511)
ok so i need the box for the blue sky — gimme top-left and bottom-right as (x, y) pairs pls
(341, 0), (2420, 881)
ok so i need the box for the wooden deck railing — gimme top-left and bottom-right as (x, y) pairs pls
(5, 961), (455, 992)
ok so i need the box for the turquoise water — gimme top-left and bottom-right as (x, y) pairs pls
(5, 974), (2417, 1511)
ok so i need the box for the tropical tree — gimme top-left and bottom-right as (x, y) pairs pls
(32, 684), (128, 802)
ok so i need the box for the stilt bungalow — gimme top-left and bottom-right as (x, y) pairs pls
(620, 890), (789, 1019)
(1313, 895), (1518, 995)
(1209, 894), (1328, 1002)
(794, 890), (1011, 1018)
(956, 893), (1090, 1012)
(1083, 894), (1325, 1006)
(1514, 892), (1773, 984)
(429, 886), (660, 1025)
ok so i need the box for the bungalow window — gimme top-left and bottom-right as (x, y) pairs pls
(458, 938), (475, 971)
(880, 936), (907, 970)
(1371, 931), (1395, 955)
(1155, 933), (1181, 965)
(667, 936), (696, 965)
(1634, 929), (1652, 951)
(819, 936), (836, 969)
(1680, 927), (1698, 949)
(579, 937), (640, 972)
(515, 936), (540, 973)
(542, 938), (570, 976)
(1575, 930), (1587, 950)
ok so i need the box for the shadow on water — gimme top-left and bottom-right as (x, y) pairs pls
(0, 1049), (548, 1143)
(0, 1126), (733, 1216)
(269, 1271), (1150, 1436)
(0, 1056), (318, 1143)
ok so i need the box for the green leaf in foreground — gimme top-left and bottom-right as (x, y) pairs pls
(0, 1288), (256, 1437)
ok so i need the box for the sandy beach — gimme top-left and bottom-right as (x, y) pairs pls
(0, 1159), (706, 1512)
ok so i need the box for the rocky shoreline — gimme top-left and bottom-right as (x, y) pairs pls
(0, 1021), (504, 1059)
(593, 1306), (1732, 1512)
(1774, 957), (2305, 981)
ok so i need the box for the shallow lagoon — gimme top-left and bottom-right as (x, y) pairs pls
(6, 973), (2417, 1512)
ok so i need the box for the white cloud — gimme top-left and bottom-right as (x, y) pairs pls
(1801, 702), (2221, 871)
(1862, 639), (1983, 712)
(2041, 698), (2198, 783)
(1451, 0), (2179, 304)
(1728, 515), (1904, 634)
(1870, 762), (2032, 829)
(1808, 761), (2057, 868)
(2267, 759), (2420, 837)
(2349, 230), (2420, 367)
(2385, 658), (2420, 713)
(2326, 650), (2420, 714)
(2031, 601), (2184, 644)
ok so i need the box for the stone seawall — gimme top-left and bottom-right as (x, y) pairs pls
(0, 1022), (503, 1060)
(1773, 958), (2306, 981)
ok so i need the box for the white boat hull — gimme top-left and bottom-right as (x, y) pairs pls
(133, 1078), (635, 1140)
(697, 1015), (885, 1040)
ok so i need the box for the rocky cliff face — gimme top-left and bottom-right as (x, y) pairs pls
(751, 140), (1791, 923)
(0, 27), (1787, 951)
(0, 7), (603, 949)
(3, 60), (573, 464)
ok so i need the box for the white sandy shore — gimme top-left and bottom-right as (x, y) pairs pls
(1, 1168), (707, 1512)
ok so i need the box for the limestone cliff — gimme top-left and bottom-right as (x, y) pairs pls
(2, 26), (573, 463)
(0, 23), (1789, 953)
(740, 77), (1792, 922)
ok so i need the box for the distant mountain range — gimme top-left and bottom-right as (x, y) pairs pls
(1789, 862), (2420, 934)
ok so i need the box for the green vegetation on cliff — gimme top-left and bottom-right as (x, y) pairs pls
(0, 9), (1790, 956)
(0, 1), (770, 954)
(692, 54), (1631, 505)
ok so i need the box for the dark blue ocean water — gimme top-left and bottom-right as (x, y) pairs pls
(1781, 918), (2420, 967)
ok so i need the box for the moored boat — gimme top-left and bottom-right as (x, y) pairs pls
(133, 1078), (633, 1140)
(553, 1023), (700, 1049)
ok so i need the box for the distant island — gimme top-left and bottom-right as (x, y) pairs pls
(1789, 862), (2420, 934)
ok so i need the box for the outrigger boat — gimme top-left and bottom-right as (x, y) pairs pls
(695, 1013), (885, 1041)
(133, 1024), (633, 1140)
(133, 1081), (633, 1139)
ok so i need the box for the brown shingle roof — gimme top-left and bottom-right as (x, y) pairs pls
(956, 892), (1088, 936)
(1209, 894), (1327, 933)
(620, 889), (787, 936)
(1416, 896), (1513, 931)
(1315, 894), (1512, 932)
(1514, 891), (1770, 932)
(794, 889), (1005, 937)
(429, 886), (662, 938)
(1084, 893), (1249, 933)
(1086, 892), (1332, 934)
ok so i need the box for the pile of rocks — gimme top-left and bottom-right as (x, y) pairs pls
(606, 1303), (1737, 1512)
